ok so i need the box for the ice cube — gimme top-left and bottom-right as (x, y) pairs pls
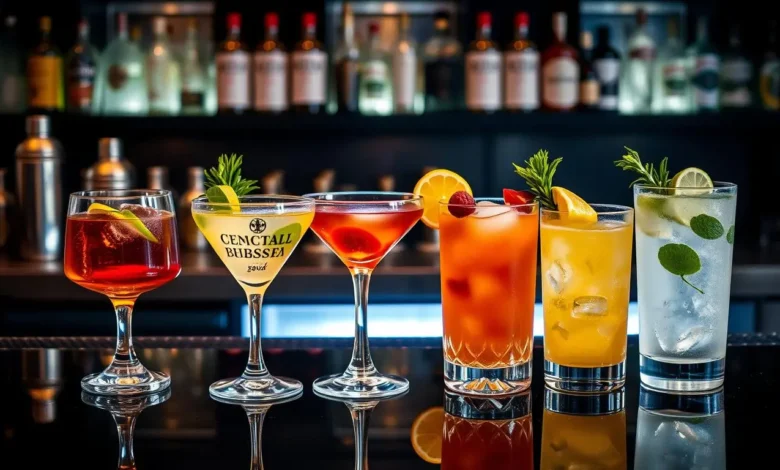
(551, 321), (569, 340)
(674, 421), (711, 443)
(101, 221), (134, 248)
(546, 260), (571, 294)
(572, 296), (608, 318)
(473, 200), (512, 218)
(673, 326), (712, 354)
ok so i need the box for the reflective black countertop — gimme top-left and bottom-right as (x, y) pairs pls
(1, 337), (777, 469)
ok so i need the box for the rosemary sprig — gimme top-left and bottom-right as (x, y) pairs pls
(512, 149), (562, 210)
(204, 153), (259, 196)
(614, 147), (671, 187)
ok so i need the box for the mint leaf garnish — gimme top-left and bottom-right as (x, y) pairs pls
(726, 225), (735, 245)
(658, 243), (704, 294)
(690, 214), (724, 240)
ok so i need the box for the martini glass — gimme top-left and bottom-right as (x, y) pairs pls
(304, 192), (423, 398)
(192, 195), (314, 402)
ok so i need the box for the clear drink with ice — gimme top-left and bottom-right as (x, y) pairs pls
(635, 183), (737, 391)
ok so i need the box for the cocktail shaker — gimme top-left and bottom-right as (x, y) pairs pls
(178, 166), (207, 251)
(82, 137), (136, 190)
(15, 115), (63, 261)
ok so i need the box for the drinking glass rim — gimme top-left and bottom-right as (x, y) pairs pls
(439, 197), (538, 209)
(192, 194), (315, 209)
(302, 191), (423, 204)
(634, 181), (737, 191)
(69, 189), (172, 200)
(541, 203), (633, 215)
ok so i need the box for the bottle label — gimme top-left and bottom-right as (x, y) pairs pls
(27, 56), (63, 109)
(67, 61), (95, 109)
(466, 50), (501, 110)
(692, 54), (720, 109)
(580, 80), (600, 106)
(1, 75), (23, 110)
(760, 59), (780, 110)
(292, 50), (327, 105)
(216, 51), (250, 109)
(593, 58), (619, 110)
(720, 59), (753, 107)
(393, 52), (416, 109)
(254, 51), (288, 111)
(542, 57), (579, 109)
(181, 90), (205, 108)
(662, 62), (688, 97)
(147, 55), (176, 111)
(362, 60), (389, 97)
(504, 50), (539, 110)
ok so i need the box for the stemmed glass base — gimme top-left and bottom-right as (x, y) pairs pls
(82, 363), (170, 396)
(313, 369), (409, 399)
(209, 375), (303, 404)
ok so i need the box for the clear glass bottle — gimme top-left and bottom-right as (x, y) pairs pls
(0, 16), (26, 112)
(619, 9), (655, 114)
(579, 31), (600, 111)
(254, 12), (288, 113)
(541, 12), (579, 112)
(216, 13), (251, 114)
(27, 16), (64, 112)
(146, 17), (179, 115)
(465, 12), (501, 113)
(66, 19), (99, 113)
(393, 13), (418, 114)
(689, 17), (719, 112)
(423, 11), (463, 112)
(760, 20), (780, 110)
(652, 19), (691, 114)
(358, 22), (392, 115)
(180, 19), (206, 115)
(592, 26), (620, 112)
(720, 25), (753, 109)
(96, 13), (148, 115)
(504, 12), (539, 112)
(292, 13), (327, 114)
(335, 4), (360, 113)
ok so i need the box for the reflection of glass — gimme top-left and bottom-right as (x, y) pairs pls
(541, 387), (627, 469)
(305, 192), (423, 399)
(439, 199), (538, 395)
(443, 390), (533, 468)
(64, 190), (181, 395)
(635, 184), (737, 392)
(82, 389), (171, 469)
(541, 205), (633, 392)
(635, 386), (725, 469)
(192, 195), (314, 402)
(22, 349), (63, 423)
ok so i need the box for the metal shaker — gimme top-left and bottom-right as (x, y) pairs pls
(82, 138), (136, 190)
(15, 115), (63, 261)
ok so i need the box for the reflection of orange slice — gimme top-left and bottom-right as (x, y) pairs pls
(760, 71), (780, 110)
(413, 169), (472, 229)
(411, 407), (444, 464)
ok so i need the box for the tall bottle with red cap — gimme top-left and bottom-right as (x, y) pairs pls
(254, 12), (288, 113)
(541, 12), (579, 111)
(292, 12), (327, 114)
(216, 12), (250, 114)
(504, 12), (539, 112)
(465, 12), (501, 113)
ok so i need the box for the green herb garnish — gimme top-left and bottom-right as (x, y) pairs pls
(614, 147), (671, 188)
(658, 243), (704, 294)
(690, 214), (725, 240)
(204, 153), (259, 196)
(512, 149), (562, 210)
(726, 225), (735, 245)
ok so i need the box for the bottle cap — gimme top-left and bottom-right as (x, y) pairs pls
(368, 22), (379, 34)
(98, 138), (123, 161)
(117, 13), (128, 34)
(581, 30), (593, 49)
(153, 17), (166, 35)
(188, 167), (205, 189)
(515, 12), (530, 28)
(227, 12), (241, 29)
(5, 16), (17, 28)
(40, 16), (51, 32)
(26, 115), (50, 137)
(302, 12), (317, 28)
(636, 8), (648, 25)
(477, 12), (491, 27)
(78, 18), (89, 35)
(265, 12), (279, 28)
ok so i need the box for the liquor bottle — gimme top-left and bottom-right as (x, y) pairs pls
(335, 4), (360, 113)
(720, 25), (753, 110)
(423, 11), (463, 112)
(592, 26), (620, 112)
(541, 12), (579, 112)
(65, 19), (98, 113)
(652, 19), (691, 114)
(465, 12), (501, 113)
(760, 20), (780, 110)
(180, 19), (206, 115)
(689, 17), (720, 112)
(504, 12), (539, 112)
(0, 15), (26, 112)
(359, 22), (392, 115)
(216, 13), (250, 114)
(254, 12), (288, 113)
(27, 17), (64, 112)
(579, 31), (600, 111)
(146, 17), (179, 115)
(292, 13), (327, 114)
(619, 9), (655, 114)
(393, 13), (418, 114)
(96, 13), (147, 115)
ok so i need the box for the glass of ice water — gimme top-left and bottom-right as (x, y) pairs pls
(634, 183), (737, 391)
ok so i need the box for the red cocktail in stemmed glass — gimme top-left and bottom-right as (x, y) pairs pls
(64, 190), (181, 395)
(304, 192), (423, 399)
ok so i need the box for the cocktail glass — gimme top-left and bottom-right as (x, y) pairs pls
(192, 195), (314, 402)
(443, 390), (533, 469)
(541, 387), (627, 469)
(635, 386), (725, 470)
(541, 205), (634, 392)
(64, 190), (181, 395)
(439, 198), (538, 395)
(304, 192), (423, 399)
(635, 183), (737, 392)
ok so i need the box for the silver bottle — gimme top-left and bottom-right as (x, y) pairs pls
(82, 138), (136, 190)
(15, 115), (63, 261)
(178, 166), (207, 251)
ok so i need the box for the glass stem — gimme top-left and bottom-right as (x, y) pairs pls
(346, 268), (377, 378)
(348, 403), (374, 470)
(244, 293), (270, 379)
(247, 408), (269, 470)
(114, 413), (137, 469)
(111, 299), (139, 367)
